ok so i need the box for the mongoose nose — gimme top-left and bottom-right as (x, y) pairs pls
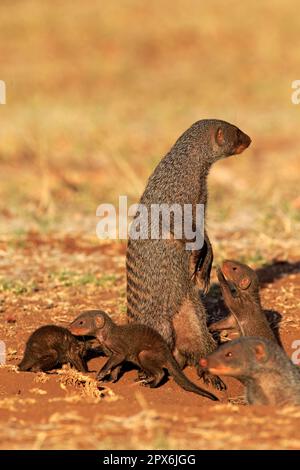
(244, 134), (251, 147)
(199, 358), (208, 368)
(234, 133), (251, 155)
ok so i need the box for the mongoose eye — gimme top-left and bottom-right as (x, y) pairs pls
(79, 321), (83, 325)
(225, 352), (232, 358)
(232, 267), (237, 271)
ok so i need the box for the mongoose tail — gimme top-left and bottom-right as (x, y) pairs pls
(166, 355), (218, 401)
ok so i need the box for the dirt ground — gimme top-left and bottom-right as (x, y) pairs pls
(0, 234), (299, 450)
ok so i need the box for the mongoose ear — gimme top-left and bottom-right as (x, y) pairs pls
(95, 316), (105, 328)
(215, 127), (225, 146)
(254, 343), (267, 362)
(239, 277), (251, 290)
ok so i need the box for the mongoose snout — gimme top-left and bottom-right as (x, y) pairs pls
(200, 342), (246, 377)
(213, 123), (251, 158)
(199, 358), (208, 368)
(221, 260), (255, 289)
(234, 130), (251, 155)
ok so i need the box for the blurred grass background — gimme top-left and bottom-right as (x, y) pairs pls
(0, 0), (299, 240)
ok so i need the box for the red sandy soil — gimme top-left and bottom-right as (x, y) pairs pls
(0, 235), (299, 449)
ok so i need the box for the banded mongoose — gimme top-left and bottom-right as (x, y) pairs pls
(199, 337), (300, 405)
(69, 310), (219, 400)
(18, 325), (88, 372)
(209, 260), (277, 343)
(126, 119), (251, 388)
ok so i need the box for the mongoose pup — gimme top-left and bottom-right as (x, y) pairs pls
(18, 325), (88, 372)
(199, 337), (300, 405)
(209, 260), (276, 342)
(69, 310), (218, 401)
(126, 119), (251, 387)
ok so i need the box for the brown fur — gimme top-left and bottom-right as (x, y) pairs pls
(18, 325), (87, 373)
(210, 260), (277, 343)
(69, 310), (218, 400)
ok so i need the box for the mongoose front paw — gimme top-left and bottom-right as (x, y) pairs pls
(209, 375), (226, 391)
(96, 370), (111, 382)
(193, 268), (211, 295)
(100, 373), (118, 383)
(197, 367), (226, 391)
(201, 277), (210, 296)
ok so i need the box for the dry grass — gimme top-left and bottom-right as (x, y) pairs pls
(0, 0), (299, 239)
(56, 366), (119, 403)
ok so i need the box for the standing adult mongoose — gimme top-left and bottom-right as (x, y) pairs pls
(209, 260), (277, 342)
(69, 310), (218, 400)
(18, 325), (88, 372)
(199, 337), (300, 405)
(126, 119), (251, 387)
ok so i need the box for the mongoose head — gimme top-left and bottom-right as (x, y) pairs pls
(69, 310), (111, 336)
(218, 260), (259, 295)
(210, 120), (251, 160)
(182, 119), (251, 162)
(199, 337), (271, 378)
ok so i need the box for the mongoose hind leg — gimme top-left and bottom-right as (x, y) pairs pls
(140, 371), (165, 388)
(134, 369), (150, 382)
(173, 297), (226, 391)
(101, 365), (122, 383)
(143, 315), (175, 351)
(138, 350), (165, 388)
(173, 348), (187, 369)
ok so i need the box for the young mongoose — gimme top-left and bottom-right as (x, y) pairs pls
(69, 310), (219, 401)
(18, 325), (88, 372)
(209, 260), (276, 342)
(199, 337), (300, 405)
(126, 119), (251, 387)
